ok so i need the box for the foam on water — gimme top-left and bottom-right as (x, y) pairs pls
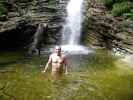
(61, 45), (93, 55)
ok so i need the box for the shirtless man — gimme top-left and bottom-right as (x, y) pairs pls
(42, 46), (68, 79)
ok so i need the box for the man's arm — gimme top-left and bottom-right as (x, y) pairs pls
(64, 57), (69, 74)
(42, 55), (52, 72)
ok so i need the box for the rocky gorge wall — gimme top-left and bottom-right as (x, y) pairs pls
(0, 0), (133, 54)
(0, 0), (68, 50)
(83, 0), (133, 54)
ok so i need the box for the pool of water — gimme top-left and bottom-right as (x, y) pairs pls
(0, 50), (133, 100)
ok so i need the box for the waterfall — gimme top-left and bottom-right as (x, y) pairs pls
(61, 0), (90, 54)
(62, 0), (84, 45)
(29, 23), (48, 55)
(40, 0), (93, 55)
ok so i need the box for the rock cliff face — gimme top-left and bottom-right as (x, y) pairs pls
(83, 0), (133, 54)
(0, 0), (68, 50)
(0, 0), (133, 54)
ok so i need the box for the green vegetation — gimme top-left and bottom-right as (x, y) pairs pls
(101, 0), (133, 17)
(102, 0), (114, 8)
(112, 1), (132, 16)
(123, 9), (133, 20)
(0, 0), (8, 15)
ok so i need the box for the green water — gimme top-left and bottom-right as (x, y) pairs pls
(0, 50), (133, 100)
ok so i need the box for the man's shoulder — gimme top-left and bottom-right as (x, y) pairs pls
(49, 53), (66, 58)
(49, 53), (55, 57)
(61, 54), (67, 58)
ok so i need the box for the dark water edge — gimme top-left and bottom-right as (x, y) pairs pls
(0, 50), (133, 100)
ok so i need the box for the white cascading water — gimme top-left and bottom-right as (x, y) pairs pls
(62, 0), (83, 45)
(61, 0), (91, 54)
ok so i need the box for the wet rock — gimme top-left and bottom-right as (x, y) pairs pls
(0, 0), (68, 50)
(83, 0), (133, 54)
(0, 15), (8, 21)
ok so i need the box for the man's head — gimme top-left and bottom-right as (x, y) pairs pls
(55, 45), (61, 55)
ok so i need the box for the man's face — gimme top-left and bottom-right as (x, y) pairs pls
(55, 46), (61, 54)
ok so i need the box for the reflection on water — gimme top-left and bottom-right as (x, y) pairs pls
(0, 51), (133, 100)
(66, 54), (90, 71)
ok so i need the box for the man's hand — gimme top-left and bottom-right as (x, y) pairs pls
(65, 71), (68, 75)
(41, 70), (46, 73)
(41, 55), (52, 74)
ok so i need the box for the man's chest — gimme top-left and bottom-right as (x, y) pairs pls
(52, 56), (64, 63)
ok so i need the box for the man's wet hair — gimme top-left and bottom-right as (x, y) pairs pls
(55, 45), (61, 50)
